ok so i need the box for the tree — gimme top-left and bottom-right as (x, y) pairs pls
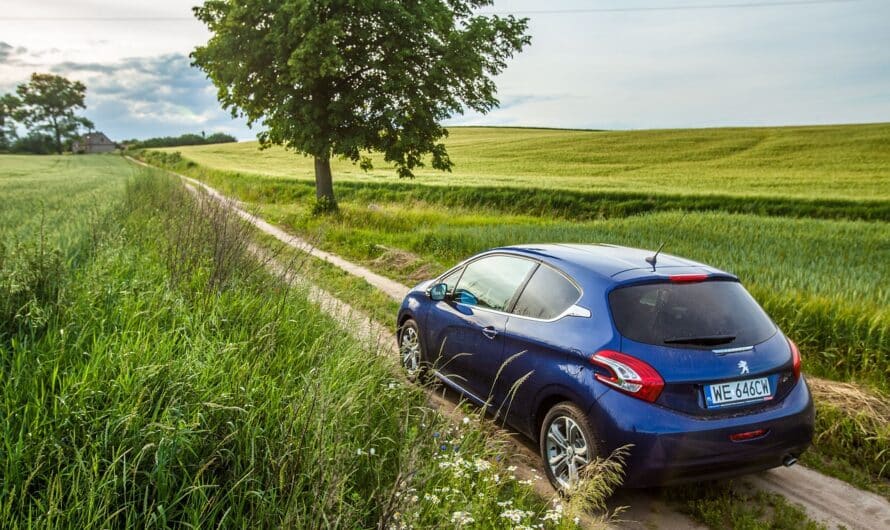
(0, 93), (19, 151)
(192, 0), (530, 209)
(13, 73), (94, 154)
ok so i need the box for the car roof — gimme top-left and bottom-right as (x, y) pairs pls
(485, 243), (736, 286)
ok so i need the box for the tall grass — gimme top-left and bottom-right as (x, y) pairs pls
(1, 164), (620, 528)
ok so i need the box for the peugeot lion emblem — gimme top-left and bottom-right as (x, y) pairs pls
(738, 360), (750, 375)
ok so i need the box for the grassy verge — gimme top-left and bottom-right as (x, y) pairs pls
(1, 158), (621, 528)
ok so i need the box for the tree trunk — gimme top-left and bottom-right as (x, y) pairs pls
(313, 155), (337, 211)
(54, 124), (62, 154)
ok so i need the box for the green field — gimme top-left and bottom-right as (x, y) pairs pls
(144, 125), (890, 498)
(161, 124), (890, 220)
(1, 156), (592, 528)
(148, 124), (890, 393)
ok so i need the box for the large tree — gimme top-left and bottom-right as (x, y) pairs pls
(14, 73), (94, 154)
(192, 0), (529, 209)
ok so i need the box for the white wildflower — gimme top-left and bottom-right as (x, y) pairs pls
(451, 511), (475, 525)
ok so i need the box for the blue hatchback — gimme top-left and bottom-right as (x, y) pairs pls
(396, 244), (814, 491)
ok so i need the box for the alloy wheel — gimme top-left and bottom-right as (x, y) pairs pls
(545, 415), (590, 489)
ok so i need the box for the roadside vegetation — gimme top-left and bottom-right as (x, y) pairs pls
(139, 124), (890, 499)
(1, 156), (620, 528)
(121, 132), (236, 150)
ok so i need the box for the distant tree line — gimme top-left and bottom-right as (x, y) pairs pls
(124, 132), (237, 150)
(1, 73), (93, 154)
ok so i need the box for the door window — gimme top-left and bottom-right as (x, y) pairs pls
(454, 255), (536, 311)
(513, 265), (581, 320)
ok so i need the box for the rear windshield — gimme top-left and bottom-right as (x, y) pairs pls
(608, 280), (776, 349)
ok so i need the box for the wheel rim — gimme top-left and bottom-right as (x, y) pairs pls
(545, 415), (589, 490)
(400, 327), (420, 376)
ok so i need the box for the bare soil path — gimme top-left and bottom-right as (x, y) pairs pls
(128, 156), (890, 530)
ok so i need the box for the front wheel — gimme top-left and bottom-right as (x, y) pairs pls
(398, 319), (426, 382)
(540, 402), (598, 492)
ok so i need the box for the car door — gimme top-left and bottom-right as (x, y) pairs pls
(428, 255), (537, 404)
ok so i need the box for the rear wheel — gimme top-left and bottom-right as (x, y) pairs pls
(399, 319), (426, 382)
(540, 402), (598, 492)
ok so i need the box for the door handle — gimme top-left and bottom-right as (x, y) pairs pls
(482, 326), (498, 339)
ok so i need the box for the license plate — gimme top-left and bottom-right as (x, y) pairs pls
(705, 377), (772, 408)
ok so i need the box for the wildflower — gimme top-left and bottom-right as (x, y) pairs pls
(462, 416), (470, 425)
(423, 493), (439, 503)
(573, 516), (581, 525)
(369, 447), (376, 456)
(433, 431), (440, 438)
(500, 508), (531, 524)
(507, 465), (518, 472)
(356, 448), (365, 456)
(451, 511), (475, 526)
(440, 444), (448, 451)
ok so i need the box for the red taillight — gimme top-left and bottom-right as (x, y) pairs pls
(669, 273), (709, 283)
(788, 339), (801, 381)
(730, 429), (768, 442)
(590, 350), (664, 403)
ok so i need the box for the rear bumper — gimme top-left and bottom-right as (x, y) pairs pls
(590, 376), (815, 488)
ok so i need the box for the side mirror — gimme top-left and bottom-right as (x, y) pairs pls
(429, 283), (448, 301)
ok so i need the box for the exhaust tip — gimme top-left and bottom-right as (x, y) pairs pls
(783, 455), (798, 467)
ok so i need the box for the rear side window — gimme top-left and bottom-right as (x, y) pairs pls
(513, 265), (581, 320)
(609, 280), (776, 349)
(455, 255), (536, 311)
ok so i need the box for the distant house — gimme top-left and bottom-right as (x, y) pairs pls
(72, 132), (117, 154)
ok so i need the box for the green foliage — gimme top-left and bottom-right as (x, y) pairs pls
(191, 0), (530, 201)
(12, 73), (93, 154)
(126, 132), (236, 149)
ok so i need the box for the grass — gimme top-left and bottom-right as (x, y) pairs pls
(160, 124), (890, 201)
(1, 156), (620, 528)
(138, 123), (890, 499)
(139, 151), (890, 393)
(666, 482), (825, 530)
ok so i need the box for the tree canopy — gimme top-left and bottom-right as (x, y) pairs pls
(192, 0), (530, 208)
(13, 73), (93, 154)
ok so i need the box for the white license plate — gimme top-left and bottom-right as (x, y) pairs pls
(705, 377), (772, 408)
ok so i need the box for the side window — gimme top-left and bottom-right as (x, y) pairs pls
(439, 267), (463, 294)
(454, 256), (536, 311)
(513, 265), (581, 320)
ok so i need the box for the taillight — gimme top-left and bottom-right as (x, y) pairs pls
(590, 350), (664, 403)
(788, 339), (801, 381)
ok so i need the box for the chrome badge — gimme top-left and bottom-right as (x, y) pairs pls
(738, 360), (750, 375)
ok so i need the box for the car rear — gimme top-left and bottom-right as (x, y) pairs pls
(590, 273), (814, 486)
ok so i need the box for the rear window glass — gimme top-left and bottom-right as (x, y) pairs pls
(513, 265), (580, 320)
(609, 280), (776, 349)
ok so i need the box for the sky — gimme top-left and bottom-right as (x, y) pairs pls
(1, 0), (888, 141)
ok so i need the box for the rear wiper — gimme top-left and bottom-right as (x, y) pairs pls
(663, 334), (736, 346)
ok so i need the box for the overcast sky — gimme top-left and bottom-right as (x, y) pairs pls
(1, 0), (888, 141)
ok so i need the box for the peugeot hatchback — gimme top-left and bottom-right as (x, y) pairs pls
(396, 244), (814, 491)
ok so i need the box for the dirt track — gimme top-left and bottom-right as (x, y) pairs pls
(128, 156), (890, 530)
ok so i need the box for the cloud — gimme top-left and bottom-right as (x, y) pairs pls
(44, 53), (251, 140)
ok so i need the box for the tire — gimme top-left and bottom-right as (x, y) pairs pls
(398, 319), (427, 382)
(539, 401), (599, 493)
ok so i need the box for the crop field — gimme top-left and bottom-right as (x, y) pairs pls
(1, 156), (589, 528)
(150, 124), (890, 393)
(144, 124), (890, 498)
(161, 123), (890, 220)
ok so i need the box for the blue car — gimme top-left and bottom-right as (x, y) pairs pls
(396, 244), (814, 491)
